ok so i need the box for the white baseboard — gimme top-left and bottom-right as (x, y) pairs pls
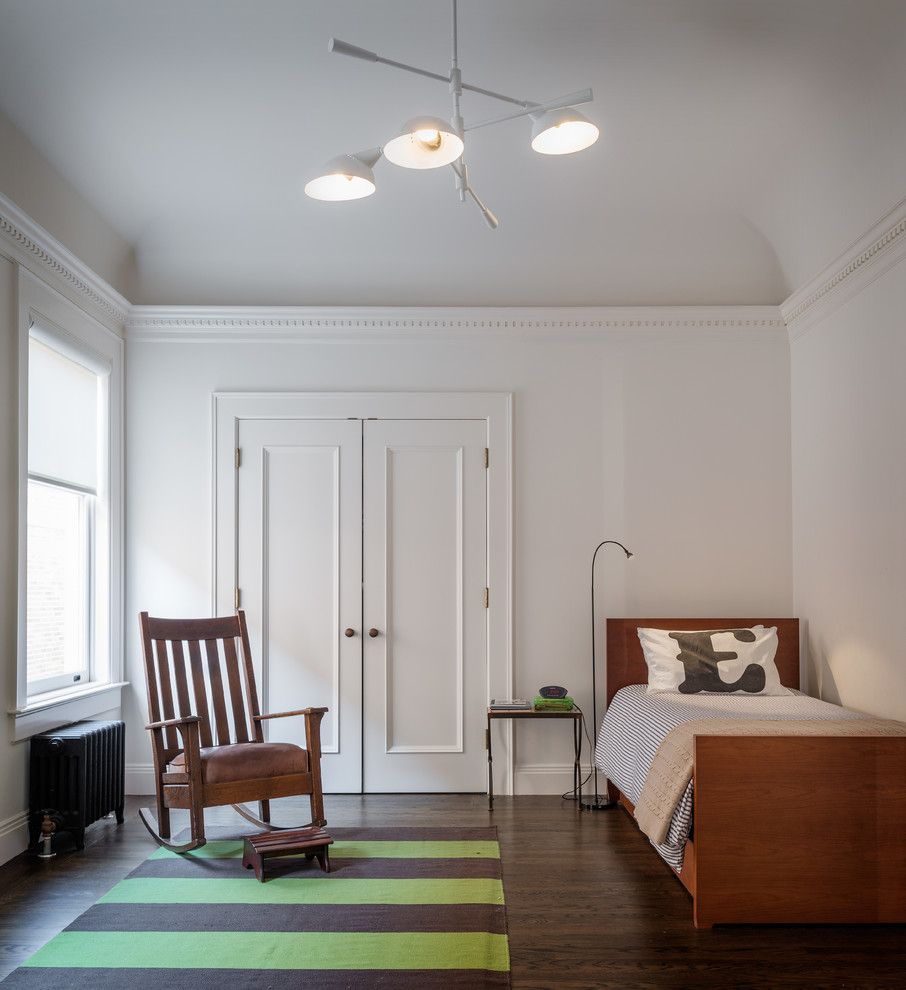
(126, 763), (156, 796)
(129, 761), (599, 797)
(513, 763), (596, 795)
(0, 810), (30, 866)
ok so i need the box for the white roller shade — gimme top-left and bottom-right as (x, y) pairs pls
(28, 338), (99, 492)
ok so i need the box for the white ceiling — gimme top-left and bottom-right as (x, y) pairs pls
(0, 0), (903, 306)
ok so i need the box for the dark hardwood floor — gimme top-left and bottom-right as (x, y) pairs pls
(1, 794), (904, 989)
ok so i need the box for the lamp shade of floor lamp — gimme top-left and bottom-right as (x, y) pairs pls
(581, 539), (633, 810)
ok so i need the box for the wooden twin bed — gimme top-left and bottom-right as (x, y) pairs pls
(605, 618), (906, 928)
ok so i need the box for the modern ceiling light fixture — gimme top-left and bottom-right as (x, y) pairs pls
(530, 108), (601, 156)
(382, 116), (465, 169)
(306, 0), (600, 228)
(304, 148), (382, 201)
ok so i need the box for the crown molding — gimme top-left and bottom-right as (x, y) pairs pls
(0, 192), (129, 335)
(126, 305), (784, 342)
(0, 195), (789, 342)
(781, 197), (906, 340)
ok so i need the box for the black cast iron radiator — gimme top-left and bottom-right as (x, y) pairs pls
(29, 720), (125, 849)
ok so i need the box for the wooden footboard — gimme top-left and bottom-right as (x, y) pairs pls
(604, 618), (906, 928)
(692, 735), (906, 928)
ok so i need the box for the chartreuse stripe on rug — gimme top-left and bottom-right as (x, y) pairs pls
(24, 931), (509, 970)
(1, 827), (511, 990)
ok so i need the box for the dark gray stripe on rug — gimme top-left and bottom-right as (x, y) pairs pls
(65, 902), (509, 934)
(0, 968), (512, 989)
(173, 825), (501, 842)
(131, 856), (502, 880)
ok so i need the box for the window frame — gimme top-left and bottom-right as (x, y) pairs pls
(14, 269), (125, 738)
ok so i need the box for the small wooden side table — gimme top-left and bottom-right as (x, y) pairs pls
(486, 708), (583, 810)
(242, 826), (333, 882)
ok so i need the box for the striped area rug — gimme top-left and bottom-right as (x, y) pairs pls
(2, 827), (511, 988)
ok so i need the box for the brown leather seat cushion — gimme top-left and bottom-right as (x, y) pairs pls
(170, 742), (309, 784)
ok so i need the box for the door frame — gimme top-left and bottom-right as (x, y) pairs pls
(212, 391), (515, 796)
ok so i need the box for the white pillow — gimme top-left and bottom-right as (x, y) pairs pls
(637, 625), (790, 696)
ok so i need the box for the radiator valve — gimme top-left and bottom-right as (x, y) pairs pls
(37, 812), (57, 860)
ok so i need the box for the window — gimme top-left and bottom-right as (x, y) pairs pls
(15, 270), (123, 738)
(26, 334), (105, 699)
(26, 481), (91, 693)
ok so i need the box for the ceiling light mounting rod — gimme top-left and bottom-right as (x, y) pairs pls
(450, 0), (465, 202)
(309, 1), (600, 225)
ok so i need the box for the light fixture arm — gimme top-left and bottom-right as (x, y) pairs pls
(327, 36), (536, 112)
(353, 147), (383, 169)
(465, 88), (594, 133)
(328, 38), (450, 85)
(449, 162), (499, 229)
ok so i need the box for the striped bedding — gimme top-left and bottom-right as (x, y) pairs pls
(594, 684), (866, 871)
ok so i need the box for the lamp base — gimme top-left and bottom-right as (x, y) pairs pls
(580, 795), (616, 811)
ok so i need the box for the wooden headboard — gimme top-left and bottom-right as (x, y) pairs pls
(605, 618), (800, 705)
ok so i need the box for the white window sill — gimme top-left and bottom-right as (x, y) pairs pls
(10, 681), (127, 741)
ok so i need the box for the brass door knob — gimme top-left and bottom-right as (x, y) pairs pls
(344, 628), (356, 638)
(368, 628), (380, 638)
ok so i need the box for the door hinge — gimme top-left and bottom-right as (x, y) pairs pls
(484, 447), (489, 468)
(234, 587), (242, 610)
(235, 447), (242, 469)
(483, 587), (489, 608)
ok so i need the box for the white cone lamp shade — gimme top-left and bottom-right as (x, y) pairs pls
(383, 116), (464, 169)
(530, 107), (599, 155)
(305, 152), (379, 201)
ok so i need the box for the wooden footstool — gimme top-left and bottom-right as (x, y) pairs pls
(242, 826), (334, 882)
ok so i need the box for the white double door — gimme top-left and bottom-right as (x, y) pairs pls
(236, 418), (488, 793)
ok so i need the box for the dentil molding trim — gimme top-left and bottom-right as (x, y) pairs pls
(6, 184), (903, 343)
(781, 197), (906, 339)
(0, 192), (130, 334)
(125, 305), (785, 342)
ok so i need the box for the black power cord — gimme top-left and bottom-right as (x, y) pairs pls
(560, 704), (600, 802)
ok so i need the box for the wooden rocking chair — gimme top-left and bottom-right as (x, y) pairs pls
(139, 610), (327, 853)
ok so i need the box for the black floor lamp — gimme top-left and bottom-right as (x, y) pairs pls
(580, 539), (633, 811)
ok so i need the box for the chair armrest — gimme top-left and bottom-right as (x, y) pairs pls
(146, 715), (203, 780)
(253, 707), (328, 722)
(146, 715), (201, 731)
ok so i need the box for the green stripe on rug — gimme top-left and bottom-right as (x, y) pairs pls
(23, 931), (510, 971)
(100, 876), (505, 905)
(150, 839), (500, 860)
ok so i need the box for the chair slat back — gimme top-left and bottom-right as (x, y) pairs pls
(140, 611), (261, 758)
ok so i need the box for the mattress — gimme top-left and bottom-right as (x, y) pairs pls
(594, 684), (866, 871)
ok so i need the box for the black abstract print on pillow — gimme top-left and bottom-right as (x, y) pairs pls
(668, 629), (766, 694)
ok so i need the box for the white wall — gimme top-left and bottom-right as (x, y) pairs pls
(0, 174), (129, 865)
(790, 257), (906, 720)
(125, 327), (793, 793)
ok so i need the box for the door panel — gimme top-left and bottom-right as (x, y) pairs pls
(237, 419), (362, 792)
(363, 420), (488, 792)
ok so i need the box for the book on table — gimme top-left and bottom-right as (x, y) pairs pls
(533, 695), (575, 712)
(489, 699), (532, 711)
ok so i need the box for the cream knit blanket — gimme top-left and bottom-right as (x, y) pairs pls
(634, 716), (906, 845)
